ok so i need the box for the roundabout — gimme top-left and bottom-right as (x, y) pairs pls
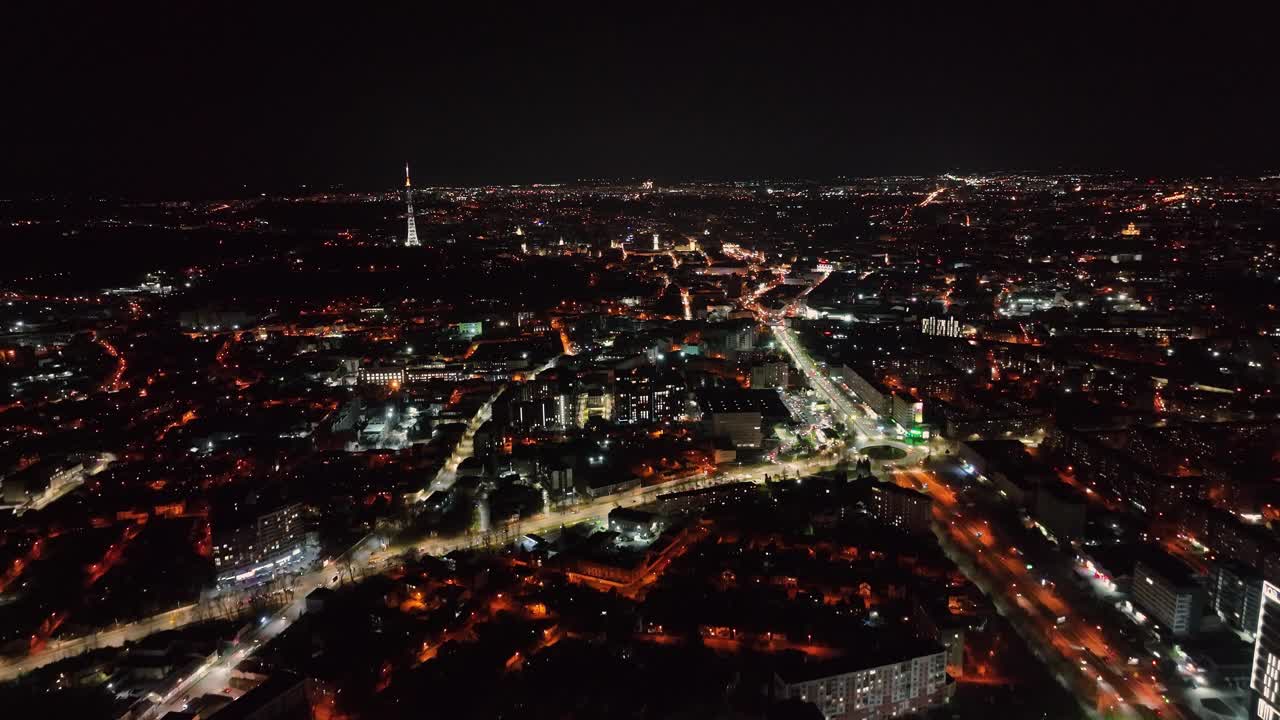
(860, 444), (909, 461)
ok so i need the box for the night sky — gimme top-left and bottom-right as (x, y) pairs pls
(3, 3), (1278, 196)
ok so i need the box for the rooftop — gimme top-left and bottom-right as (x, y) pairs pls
(871, 482), (931, 503)
(775, 639), (946, 684)
(1135, 548), (1200, 588)
(696, 388), (790, 418)
(608, 507), (662, 525)
(213, 671), (307, 720)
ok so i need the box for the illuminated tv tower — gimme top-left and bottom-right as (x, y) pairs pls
(403, 162), (420, 247)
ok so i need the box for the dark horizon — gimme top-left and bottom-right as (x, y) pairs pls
(3, 4), (1279, 196)
(8, 166), (1280, 205)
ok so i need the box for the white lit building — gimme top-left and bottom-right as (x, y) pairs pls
(357, 365), (405, 386)
(213, 501), (315, 589)
(1252, 581), (1280, 720)
(773, 643), (952, 720)
(1133, 554), (1206, 637)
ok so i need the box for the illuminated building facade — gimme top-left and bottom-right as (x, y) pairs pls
(868, 482), (932, 534)
(772, 644), (952, 720)
(1253, 581), (1280, 720)
(1211, 561), (1264, 639)
(213, 501), (315, 588)
(358, 365), (405, 386)
(1133, 553), (1205, 637)
(504, 378), (574, 431)
(614, 368), (685, 425)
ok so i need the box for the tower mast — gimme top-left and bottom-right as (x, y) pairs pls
(403, 162), (420, 247)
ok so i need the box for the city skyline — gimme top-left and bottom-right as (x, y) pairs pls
(4, 170), (1280, 720)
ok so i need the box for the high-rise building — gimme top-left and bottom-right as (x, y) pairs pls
(868, 482), (933, 534)
(1133, 552), (1206, 637)
(772, 642), (952, 720)
(403, 162), (420, 247)
(1252, 581), (1280, 719)
(750, 361), (790, 389)
(613, 370), (652, 425)
(508, 379), (573, 431)
(613, 367), (685, 425)
(213, 499), (314, 588)
(1210, 561), (1265, 639)
(705, 410), (763, 450)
